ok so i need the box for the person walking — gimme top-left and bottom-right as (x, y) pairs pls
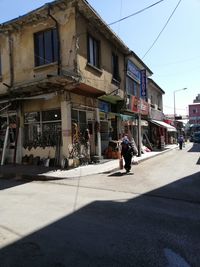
(178, 135), (184, 150)
(121, 135), (136, 173)
(84, 128), (91, 163)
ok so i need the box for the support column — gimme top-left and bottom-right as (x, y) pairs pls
(137, 113), (142, 156)
(95, 108), (101, 157)
(61, 100), (72, 158)
(15, 105), (23, 164)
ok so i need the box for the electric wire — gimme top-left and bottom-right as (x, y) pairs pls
(108, 0), (165, 26)
(142, 0), (183, 59)
(117, 0), (123, 34)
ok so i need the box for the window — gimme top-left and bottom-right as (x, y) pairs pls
(34, 28), (58, 67)
(24, 109), (61, 148)
(87, 35), (100, 68)
(112, 53), (119, 81)
(126, 77), (138, 96)
(157, 95), (161, 109)
(150, 95), (155, 108)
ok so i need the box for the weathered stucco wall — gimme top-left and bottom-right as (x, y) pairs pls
(0, 34), (11, 94)
(76, 12), (125, 95)
(148, 82), (163, 111)
(0, 6), (76, 95)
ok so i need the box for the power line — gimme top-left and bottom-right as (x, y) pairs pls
(142, 0), (183, 59)
(108, 0), (165, 26)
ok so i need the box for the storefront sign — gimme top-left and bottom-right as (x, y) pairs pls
(99, 101), (111, 113)
(120, 114), (136, 126)
(127, 60), (140, 83)
(131, 96), (140, 113)
(150, 109), (164, 121)
(140, 99), (149, 115)
(140, 69), (147, 98)
(130, 96), (149, 115)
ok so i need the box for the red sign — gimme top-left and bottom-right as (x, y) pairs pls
(131, 96), (149, 115)
(140, 99), (149, 115)
(131, 96), (140, 113)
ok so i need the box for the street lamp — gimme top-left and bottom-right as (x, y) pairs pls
(173, 87), (187, 120)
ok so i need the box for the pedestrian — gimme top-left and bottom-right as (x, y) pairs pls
(178, 135), (184, 150)
(84, 128), (91, 163)
(121, 135), (137, 173)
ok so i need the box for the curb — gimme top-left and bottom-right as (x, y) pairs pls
(104, 145), (179, 174)
(0, 145), (180, 180)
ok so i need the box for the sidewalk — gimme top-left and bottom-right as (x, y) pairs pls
(0, 144), (179, 180)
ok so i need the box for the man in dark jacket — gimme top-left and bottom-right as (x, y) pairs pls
(121, 135), (135, 173)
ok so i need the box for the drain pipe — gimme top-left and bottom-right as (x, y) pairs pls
(48, 5), (61, 75)
(8, 31), (14, 88)
(2, 31), (14, 92)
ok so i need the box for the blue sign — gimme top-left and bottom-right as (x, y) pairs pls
(140, 69), (147, 98)
(99, 101), (111, 113)
(127, 60), (140, 83)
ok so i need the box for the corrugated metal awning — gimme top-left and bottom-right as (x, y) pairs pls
(151, 120), (177, 132)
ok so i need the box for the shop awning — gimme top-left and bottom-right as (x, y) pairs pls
(151, 120), (177, 132)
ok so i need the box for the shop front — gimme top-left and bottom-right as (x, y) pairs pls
(21, 92), (99, 167)
(99, 100), (121, 159)
(150, 120), (177, 149)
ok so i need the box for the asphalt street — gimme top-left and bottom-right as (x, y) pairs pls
(0, 143), (200, 267)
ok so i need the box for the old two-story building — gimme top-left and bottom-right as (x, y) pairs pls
(0, 0), (165, 167)
(0, 0), (153, 167)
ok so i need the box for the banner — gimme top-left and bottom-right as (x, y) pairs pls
(140, 69), (147, 98)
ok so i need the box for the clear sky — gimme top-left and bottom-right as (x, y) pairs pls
(0, 0), (199, 116)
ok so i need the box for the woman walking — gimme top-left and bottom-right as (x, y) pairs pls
(121, 135), (137, 173)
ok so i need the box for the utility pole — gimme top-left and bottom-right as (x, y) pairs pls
(137, 113), (141, 157)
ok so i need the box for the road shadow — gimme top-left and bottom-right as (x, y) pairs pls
(0, 165), (65, 190)
(0, 171), (200, 266)
(187, 143), (200, 152)
(0, 177), (31, 190)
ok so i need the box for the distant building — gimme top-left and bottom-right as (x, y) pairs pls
(193, 94), (200, 103)
(188, 94), (200, 133)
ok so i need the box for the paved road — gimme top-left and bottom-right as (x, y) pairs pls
(0, 143), (200, 266)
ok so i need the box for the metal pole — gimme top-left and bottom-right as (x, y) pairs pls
(1, 126), (9, 166)
(137, 113), (141, 157)
(174, 90), (176, 120)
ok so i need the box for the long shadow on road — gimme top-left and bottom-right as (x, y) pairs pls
(0, 170), (200, 266)
(0, 177), (31, 190)
(0, 165), (64, 190)
(187, 142), (200, 153)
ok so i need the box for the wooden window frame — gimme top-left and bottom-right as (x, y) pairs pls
(34, 28), (58, 67)
(112, 52), (120, 82)
(87, 34), (100, 69)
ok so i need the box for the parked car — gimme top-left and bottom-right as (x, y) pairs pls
(192, 132), (200, 143)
